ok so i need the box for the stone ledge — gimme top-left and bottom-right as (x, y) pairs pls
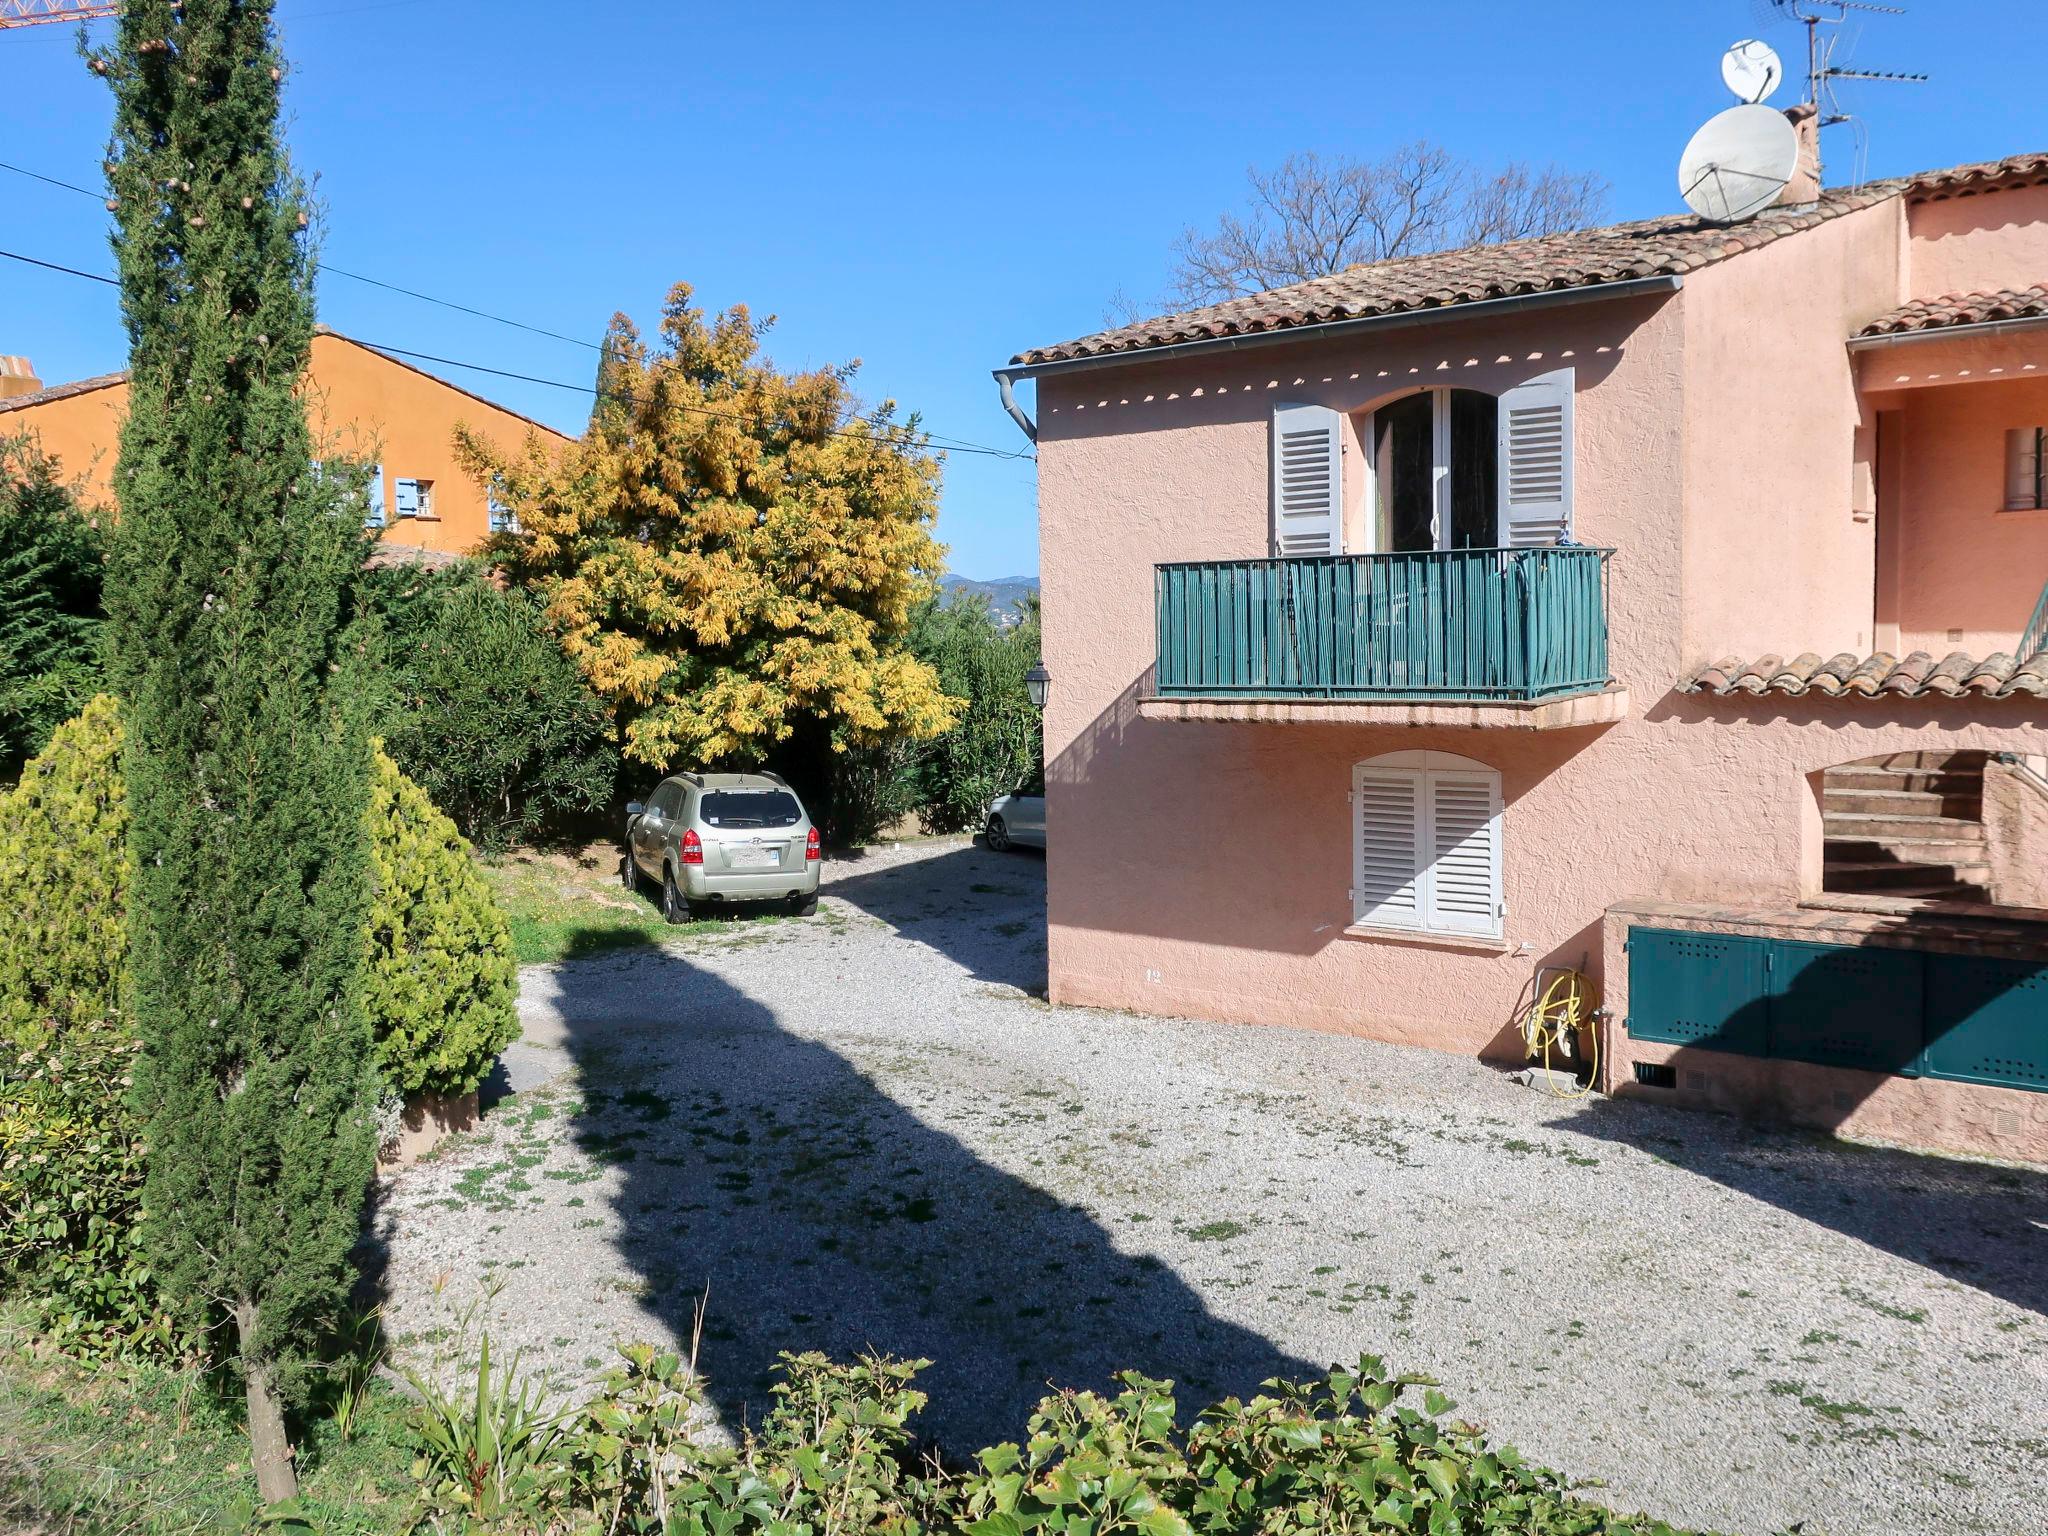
(1137, 686), (1629, 731)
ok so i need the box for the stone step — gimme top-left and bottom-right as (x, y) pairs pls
(1822, 789), (1984, 819)
(1822, 813), (1988, 844)
(1851, 878), (1995, 903)
(1824, 767), (1984, 795)
(1838, 749), (1990, 773)
(1826, 842), (1991, 875)
(1823, 858), (1992, 890)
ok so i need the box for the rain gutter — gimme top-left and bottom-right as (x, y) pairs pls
(1847, 313), (2048, 350)
(990, 273), (1685, 443)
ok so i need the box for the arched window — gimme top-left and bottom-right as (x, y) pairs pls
(1352, 750), (1503, 939)
(1372, 388), (1499, 552)
(1267, 369), (1573, 558)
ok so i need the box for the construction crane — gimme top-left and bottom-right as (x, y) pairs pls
(0, 1), (121, 28)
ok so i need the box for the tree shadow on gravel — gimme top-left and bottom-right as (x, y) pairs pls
(821, 843), (1046, 996)
(541, 936), (1310, 1457)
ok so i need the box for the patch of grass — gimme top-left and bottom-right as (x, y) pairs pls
(0, 1317), (415, 1535)
(479, 848), (720, 965)
(1838, 1285), (1928, 1325)
(1184, 1220), (1248, 1243)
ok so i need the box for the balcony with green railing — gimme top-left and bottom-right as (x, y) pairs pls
(1150, 546), (1620, 724)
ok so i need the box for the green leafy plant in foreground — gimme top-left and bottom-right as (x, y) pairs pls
(401, 1341), (1712, 1536)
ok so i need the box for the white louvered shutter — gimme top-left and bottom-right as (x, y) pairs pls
(1496, 368), (1574, 547)
(1423, 770), (1502, 937)
(1271, 402), (1344, 557)
(1352, 765), (1423, 930)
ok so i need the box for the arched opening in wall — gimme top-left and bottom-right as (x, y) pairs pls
(1819, 748), (1992, 902)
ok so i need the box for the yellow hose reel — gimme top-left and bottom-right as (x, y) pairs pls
(1518, 966), (1599, 1099)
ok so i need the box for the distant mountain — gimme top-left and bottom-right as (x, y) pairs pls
(939, 573), (1039, 626)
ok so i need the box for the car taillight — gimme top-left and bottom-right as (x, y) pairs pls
(680, 828), (703, 865)
(805, 827), (821, 862)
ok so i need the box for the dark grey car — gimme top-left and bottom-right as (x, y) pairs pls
(624, 772), (821, 922)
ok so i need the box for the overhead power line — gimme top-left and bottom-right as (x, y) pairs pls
(0, 244), (1036, 461)
(0, 157), (1035, 461)
(0, 156), (608, 353)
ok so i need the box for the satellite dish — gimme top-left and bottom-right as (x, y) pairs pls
(1677, 104), (1800, 222)
(1721, 38), (1784, 103)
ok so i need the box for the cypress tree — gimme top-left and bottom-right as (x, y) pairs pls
(94, 0), (376, 1502)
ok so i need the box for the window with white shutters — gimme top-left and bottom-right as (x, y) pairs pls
(1351, 751), (1503, 940)
(1271, 402), (1345, 557)
(1360, 369), (1573, 553)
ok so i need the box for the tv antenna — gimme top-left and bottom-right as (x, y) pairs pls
(1763, 1), (1927, 182)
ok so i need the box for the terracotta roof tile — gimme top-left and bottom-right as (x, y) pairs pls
(1905, 152), (2048, 199)
(0, 370), (127, 415)
(1857, 285), (2048, 337)
(1682, 649), (2048, 701)
(1014, 152), (2048, 367)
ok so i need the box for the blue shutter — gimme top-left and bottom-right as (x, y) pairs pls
(393, 477), (421, 517)
(363, 464), (387, 528)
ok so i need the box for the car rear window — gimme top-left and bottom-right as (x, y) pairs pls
(700, 790), (802, 828)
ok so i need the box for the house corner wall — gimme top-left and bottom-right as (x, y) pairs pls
(1678, 198), (1905, 666)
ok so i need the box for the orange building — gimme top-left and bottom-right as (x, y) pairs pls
(0, 328), (573, 557)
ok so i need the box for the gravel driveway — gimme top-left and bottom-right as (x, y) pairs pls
(378, 837), (2047, 1536)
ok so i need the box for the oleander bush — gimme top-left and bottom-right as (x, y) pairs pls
(405, 1344), (1704, 1536)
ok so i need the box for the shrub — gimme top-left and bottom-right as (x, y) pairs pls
(407, 1346), (1700, 1536)
(0, 696), (126, 1052)
(366, 561), (618, 849)
(907, 593), (1042, 835)
(364, 746), (520, 1097)
(0, 438), (105, 781)
(0, 1021), (172, 1358)
(0, 702), (519, 1357)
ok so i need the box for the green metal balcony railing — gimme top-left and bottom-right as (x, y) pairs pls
(2022, 575), (2048, 662)
(1154, 546), (1615, 702)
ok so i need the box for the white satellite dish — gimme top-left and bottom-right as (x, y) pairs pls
(1721, 38), (1784, 104)
(1677, 104), (1800, 222)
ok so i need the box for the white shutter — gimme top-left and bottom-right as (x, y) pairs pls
(363, 463), (387, 528)
(1352, 765), (1422, 930)
(1272, 402), (1344, 557)
(1423, 770), (1502, 938)
(1497, 368), (1574, 547)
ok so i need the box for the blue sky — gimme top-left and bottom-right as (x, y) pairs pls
(2, 1), (2037, 578)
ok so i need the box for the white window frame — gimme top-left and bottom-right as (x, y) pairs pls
(1349, 749), (1504, 942)
(1364, 387), (1460, 554)
(1362, 369), (1575, 552)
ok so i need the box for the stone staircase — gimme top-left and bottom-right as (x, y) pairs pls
(1822, 750), (1991, 901)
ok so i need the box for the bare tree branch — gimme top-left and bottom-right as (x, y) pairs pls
(1157, 142), (1611, 310)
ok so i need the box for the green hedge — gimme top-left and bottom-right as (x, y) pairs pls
(0, 700), (520, 1354)
(363, 747), (520, 1096)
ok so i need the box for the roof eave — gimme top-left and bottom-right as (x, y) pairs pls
(997, 273), (1685, 382)
(1849, 312), (2048, 350)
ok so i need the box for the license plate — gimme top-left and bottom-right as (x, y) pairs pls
(728, 847), (778, 869)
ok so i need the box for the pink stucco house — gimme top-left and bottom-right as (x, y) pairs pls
(1000, 146), (2048, 1161)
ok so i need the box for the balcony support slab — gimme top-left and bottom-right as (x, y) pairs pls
(1137, 685), (1630, 731)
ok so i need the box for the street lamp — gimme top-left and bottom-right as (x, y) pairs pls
(1024, 661), (1051, 711)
